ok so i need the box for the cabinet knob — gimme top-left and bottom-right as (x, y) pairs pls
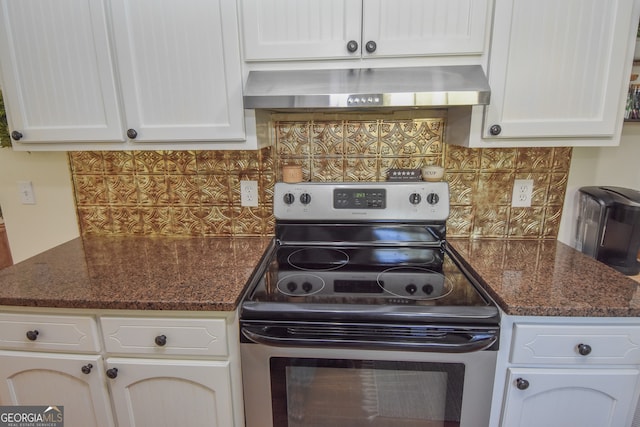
(127, 128), (138, 139)
(346, 40), (359, 53)
(26, 330), (39, 341)
(154, 334), (167, 346)
(489, 124), (502, 136)
(365, 40), (377, 53)
(11, 131), (23, 141)
(515, 378), (529, 390)
(577, 343), (592, 356)
(106, 368), (118, 379)
(81, 364), (93, 374)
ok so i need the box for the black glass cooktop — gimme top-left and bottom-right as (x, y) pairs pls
(244, 245), (490, 308)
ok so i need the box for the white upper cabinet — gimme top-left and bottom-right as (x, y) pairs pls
(109, 0), (245, 143)
(0, 0), (248, 150)
(361, 0), (488, 58)
(470, 0), (640, 147)
(240, 0), (362, 61)
(0, 0), (123, 143)
(240, 0), (489, 61)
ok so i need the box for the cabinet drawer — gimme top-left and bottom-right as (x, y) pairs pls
(0, 313), (100, 353)
(511, 324), (640, 365)
(100, 317), (228, 357)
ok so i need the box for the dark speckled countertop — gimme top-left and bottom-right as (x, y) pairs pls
(0, 235), (637, 317)
(0, 236), (273, 311)
(449, 238), (640, 317)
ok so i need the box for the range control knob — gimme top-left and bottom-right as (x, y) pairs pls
(426, 193), (440, 205)
(409, 193), (421, 205)
(405, 284), (417, 295)
(300, 193), (311, 205)
(283, 193), (295, 205)
(302, 282), (313, 293)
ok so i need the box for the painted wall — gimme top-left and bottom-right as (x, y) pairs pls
(0, 150), (79, 263)
(558, 124), (640, 246)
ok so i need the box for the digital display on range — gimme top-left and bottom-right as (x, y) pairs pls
(333, 189), (386, 209)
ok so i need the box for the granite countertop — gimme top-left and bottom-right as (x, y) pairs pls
(1, 235), (638, 317)
(0, 235), (273, 311)
(449, 238), (640, 317)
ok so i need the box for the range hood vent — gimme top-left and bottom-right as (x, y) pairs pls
(243, 65), (490, 110)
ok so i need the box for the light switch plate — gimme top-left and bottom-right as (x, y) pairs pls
(17, 180), (36, 205)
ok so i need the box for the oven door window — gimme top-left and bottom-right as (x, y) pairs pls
(270, 358), (465, 427)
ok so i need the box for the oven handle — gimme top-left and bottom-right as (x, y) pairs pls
(241, 327), (497, 353)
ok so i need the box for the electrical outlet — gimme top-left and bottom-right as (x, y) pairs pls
(17, 180), (36, 205)
(240, 180), (258, 207)
(511, 179), (533, 207)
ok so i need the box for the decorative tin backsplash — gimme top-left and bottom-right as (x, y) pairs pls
(69, 112), (571, 239)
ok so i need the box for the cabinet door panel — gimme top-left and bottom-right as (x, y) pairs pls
(0, 0), (123, 143)
(502, 368), (639, 427)
(0, 351), (114, 427)
(107, 358), (234, 427)
(485, 0), (637, 139)
(363, 0), (488, 57)
(110, 0), (245, 141)
(241, 0), (362, 61)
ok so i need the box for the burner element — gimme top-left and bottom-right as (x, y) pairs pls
(287, 248), (350, 271)
(376, 267), (453, 300)
(276, 273), (326, 296)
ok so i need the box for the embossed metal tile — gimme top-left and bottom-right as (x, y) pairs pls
(69, 114), (572, 240)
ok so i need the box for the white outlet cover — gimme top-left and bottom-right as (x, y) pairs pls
(511, 179), (533, 208)
(240, 180), (258, 207)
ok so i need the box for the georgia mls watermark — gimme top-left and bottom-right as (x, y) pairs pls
(0, 406), (63, 427)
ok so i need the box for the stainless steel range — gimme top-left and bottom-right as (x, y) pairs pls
(240, 182), (499, 427)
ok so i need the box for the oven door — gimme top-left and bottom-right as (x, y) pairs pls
(241, 340), (496, 427)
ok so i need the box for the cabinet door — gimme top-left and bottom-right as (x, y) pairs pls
(0, 351), (114, 427)
(502, 368), (640, 427)
(107, 358), (234, 427)
(484, 0), (638, 139)
(362, 0), (488, 58)
(0, 0), (124, 144)
(240, 0), (362, 61)
(109, 0), (245, 141)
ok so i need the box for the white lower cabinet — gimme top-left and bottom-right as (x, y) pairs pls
(99, 315), (241, 427)
(502, 367), (640, 427)
(0, 310), (243, 427)
(496, 321), (640, 427)
(0, 312), (113, 426)
(0, 352), (114, 427)
(105, 358), (233, 427)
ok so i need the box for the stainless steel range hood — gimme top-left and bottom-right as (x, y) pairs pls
(243, 65), (490, 109)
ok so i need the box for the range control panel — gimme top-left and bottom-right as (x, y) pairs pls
(334, 188), (386, 209)
(274, 182), (449, 221)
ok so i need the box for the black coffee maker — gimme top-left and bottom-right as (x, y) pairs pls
(576, 186), (640, 275)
